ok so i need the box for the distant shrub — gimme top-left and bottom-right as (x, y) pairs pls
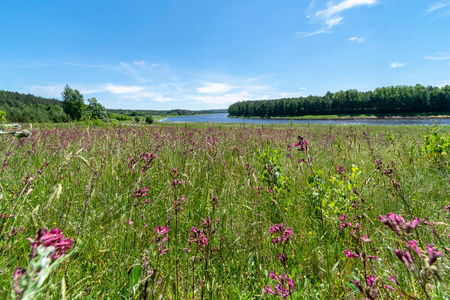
(134, 116), (140, 123)
(145, 115), (154, 124)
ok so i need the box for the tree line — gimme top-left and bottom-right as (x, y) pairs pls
(0, 87), (228, 123)
(227, 84), (450, 118)
(0, 90), (69, 123)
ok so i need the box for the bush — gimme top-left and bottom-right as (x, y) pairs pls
(145, 115), (154, 124)
(134, 116), (140, 123)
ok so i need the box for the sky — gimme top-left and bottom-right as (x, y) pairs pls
(1, 0), (449, 110)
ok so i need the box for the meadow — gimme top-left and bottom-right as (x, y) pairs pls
(1, 121), (449, 299)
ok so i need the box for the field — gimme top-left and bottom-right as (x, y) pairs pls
(1, 122), (449, 299)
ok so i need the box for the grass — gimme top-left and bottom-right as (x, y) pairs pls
(0, 121), (449, 299)
(229, 111), (450, 120)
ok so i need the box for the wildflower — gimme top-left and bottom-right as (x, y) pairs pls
(407, 240), (422, 258)
(361, 235), (372, 243)
(132, 187), (149, 198)
(128, 219), (133, 226)
(345, 249), (360, 258)
(366, 275), (376, 287)
(336, 165), (345, 175)
(265, 271), (295, 299)
(378, 213), (422, 235)
(26, 228), (73, 260)
(269, 224), (293, 245)
(388, 276), (398, 285)
(393, 249), (414, 268)
(426, 244), (442, 267)
(338, 214), (352, 229)
(186, 226), (208, 251)
(153, 225), (170, 256)
(174, 196), (185, 212)
(276, 253), (288, 265)
(293, 135), (308, 151)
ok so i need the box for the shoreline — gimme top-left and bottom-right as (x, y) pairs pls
(227, 114), (450, 121)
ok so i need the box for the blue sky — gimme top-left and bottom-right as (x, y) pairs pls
(1, 0), (449, 110)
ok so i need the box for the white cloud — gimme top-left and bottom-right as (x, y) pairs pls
(390, 62), (406, 68)
(315, 0), (378, 19)
(294, 29), (329, 38)
(103, 83), (145, 94)
(326, 17), (344, 28)
(427, 2), (449, 13)
(196, 83), (232, 94)
(302, 0), (378, 35)
(299, 87), (308, 90)
(425, 52), (450, 60)
(134, 60), (146, 66)
(348, 36), (365, 43)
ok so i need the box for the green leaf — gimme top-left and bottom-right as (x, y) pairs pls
(129, 265), (142, 288)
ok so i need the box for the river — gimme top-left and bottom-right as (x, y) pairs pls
(160, 113), (450, 126)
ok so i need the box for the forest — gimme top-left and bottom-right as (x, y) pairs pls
(0, 90), (69, 123)
(228, 84), (450, 118)
(0, 90), (227, 123)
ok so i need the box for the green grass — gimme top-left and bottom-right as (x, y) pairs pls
(229, 111), (450, 120)
(0, 122), (449, 299)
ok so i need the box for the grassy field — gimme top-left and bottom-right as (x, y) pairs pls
(1, 121), (449, 299)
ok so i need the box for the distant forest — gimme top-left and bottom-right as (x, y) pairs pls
(107, 108), (227, 117)
(0, 90), (227, 123)
(0, 90), (69, 123)
(228, 84), (450, 118)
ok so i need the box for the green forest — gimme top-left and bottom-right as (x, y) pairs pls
(228, 84), (450, 118)
(0, 90), (69, 123)
(0, 89), (227, 123)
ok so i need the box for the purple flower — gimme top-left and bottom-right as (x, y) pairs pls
(345, 249), (360, 258)
(13, 268), (26, 295)
(293, 135), (308, 151)
(366, 275), (376, 287)
(270, 224), (293, 245)
(266, 271), (295, 299)
(407, 240), (422, 258)
(277, 253), (288, 265)
(26, 228), (73, 260)
(388, 276), (398, 285)
(153, 225), (170, 256)
(426, 244), (442, 266)
(361, 235), (372, 243)
(378, 213), (422, 235)
(393, 249), (414, 268)
(132, 187), (149, 198)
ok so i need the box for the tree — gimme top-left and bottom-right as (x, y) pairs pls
(134, 116), (140, 123)
(145, 115), (154, 124)
(61, 85), (85, 121)
(0, 109), (6, 122)
(87, 97), (109, 122)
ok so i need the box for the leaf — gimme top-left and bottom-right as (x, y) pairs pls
(129, 265), (142, 288)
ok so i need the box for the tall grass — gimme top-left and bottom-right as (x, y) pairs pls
(0, 122), (449, 299)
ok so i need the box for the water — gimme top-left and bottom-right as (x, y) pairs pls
(160, 113), (450, 126)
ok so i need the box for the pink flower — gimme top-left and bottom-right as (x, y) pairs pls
(345, 249), (360, 258)
(426, 244), (442, 266)
(366, 275), (376, 287)
(269, 224), (293, 245)
(361, 235), (372, 243)
(265, 271), (295, 299)
(407, 240), (422, 258)
(393, 249), (414, 268)
(26, 228), (73, 260)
